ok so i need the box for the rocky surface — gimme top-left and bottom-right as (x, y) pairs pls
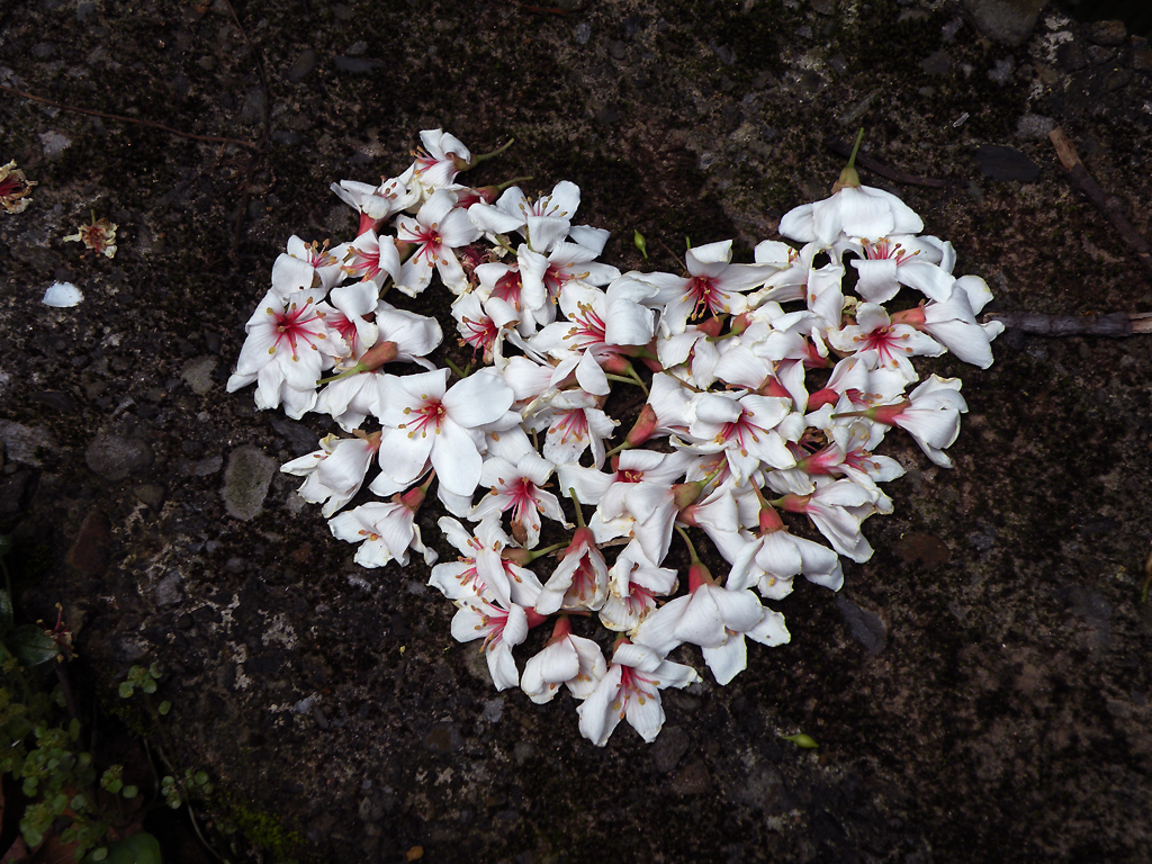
(2, 1), (1152, 862)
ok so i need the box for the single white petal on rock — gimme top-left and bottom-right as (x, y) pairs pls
(42, 281), (84, 307)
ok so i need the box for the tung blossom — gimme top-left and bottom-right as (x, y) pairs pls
(376, 368), (515, 498)
(577, 640), (700, 746)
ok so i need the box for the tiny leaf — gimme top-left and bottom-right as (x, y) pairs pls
(12, 625), (60, 666)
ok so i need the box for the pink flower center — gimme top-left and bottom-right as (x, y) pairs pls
(271, 299), (325, 359)
(493, 270), (523, 309)
(544, 263), (571, 298)
(459, 314), (498, 357)
(863, 238), (915, 265)
(854, 325), (910, 366)
(413, 225), (444, 260)
(550, 409), (589, 445)
(684, 275), (727, 318)
(400, 399), (447, 437)
(716, 405), (766, 457)
(613, 664), (657, 714)
(567, 302), (606, 350)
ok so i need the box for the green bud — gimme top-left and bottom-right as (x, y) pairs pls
(633, 230), (648, 260)
(780, 732), (819, 749)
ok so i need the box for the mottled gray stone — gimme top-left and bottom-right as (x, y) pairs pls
(836, 596), (888, 656)
(221, 444), (277, 520)
(85, 434), (154, 481)
(180, 356), (217, 396)
(962, 0), (1047, 46)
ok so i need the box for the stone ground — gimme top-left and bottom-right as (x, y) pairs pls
(2, 0), (1152, 862)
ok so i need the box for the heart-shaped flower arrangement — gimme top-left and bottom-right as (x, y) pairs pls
(228, 129), (1002, 745)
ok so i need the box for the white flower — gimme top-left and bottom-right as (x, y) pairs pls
(468, 452), (569, 548)
(327, 498), (436, 569)
(535, 527), (610, 615)
(450, 596), (529, 691)
(428, 516), (542, 608)
(521, 617), (606, 704)
(394, 190), (481, 296)
(779, 184), (923, 248)
(375, 368), (514, 498)
(226, 288), (341, 418)
(281, 432), (380, 517)
(576, 641), (700, 746)
(828, 302), (945, 383)
(412, 128), (471, 192)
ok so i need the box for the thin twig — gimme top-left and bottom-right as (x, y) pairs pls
(0, 83), (261, 153)
(984, 310), (1152, 337)
(1049, 127), (1152, 277)
(221, 0), (273, 262)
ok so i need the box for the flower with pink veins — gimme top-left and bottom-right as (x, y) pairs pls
(558, 449), (693, 548)
(521, 616), (606, 704)
(686, 390), (801, 483)
(411, 128), (471, 193)
(518, 240), (620, 311)
(451, 291), (504, 365)
(468, 451), (570, 548)
(598, 541), (679, 632)
(376, 368), (515, 498)
(327, 483), (437, 569)
(651, 239), (780, 335)
(841, 373), (968, 468)
(523, 388), (618, 469)
(318, 302), (443, 431)
(340, 228), (401, 289)
(829, 302), (945, 384)
(394, 190), (481, 296)
(325, 279), (381, 359)
(281, 431), (380, 517)
(226, 287), (341, 419)
(576, 639), (700, 746)
(847, 234), (955, 304)
(535, 523), (610, 615)
(428, 516), (542, 608)
(270, 236), (345, 297)
(468, 181), (582, 254)
(450, 595), (532, 692)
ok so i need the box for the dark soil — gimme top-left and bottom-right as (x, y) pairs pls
(2, 1), (1152, 862)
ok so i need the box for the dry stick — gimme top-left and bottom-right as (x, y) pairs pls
(220, 0), (273, 259)
(0, 82), (261, 153)
(1049, 127), (1152, 277)
(984, 311), (1152, 336)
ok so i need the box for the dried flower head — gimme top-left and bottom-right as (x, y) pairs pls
(0, 160), (37, 214)
(64, 212), (118, 258)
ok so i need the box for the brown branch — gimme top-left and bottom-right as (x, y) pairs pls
(1049, 127), (1152, 277)
(0, 82), (262, 153)
(984, 311), (1152, 337)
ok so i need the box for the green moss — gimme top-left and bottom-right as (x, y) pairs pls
(218, 791), (307, 863)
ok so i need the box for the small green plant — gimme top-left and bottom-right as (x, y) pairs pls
(0, 536), (166, 862)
